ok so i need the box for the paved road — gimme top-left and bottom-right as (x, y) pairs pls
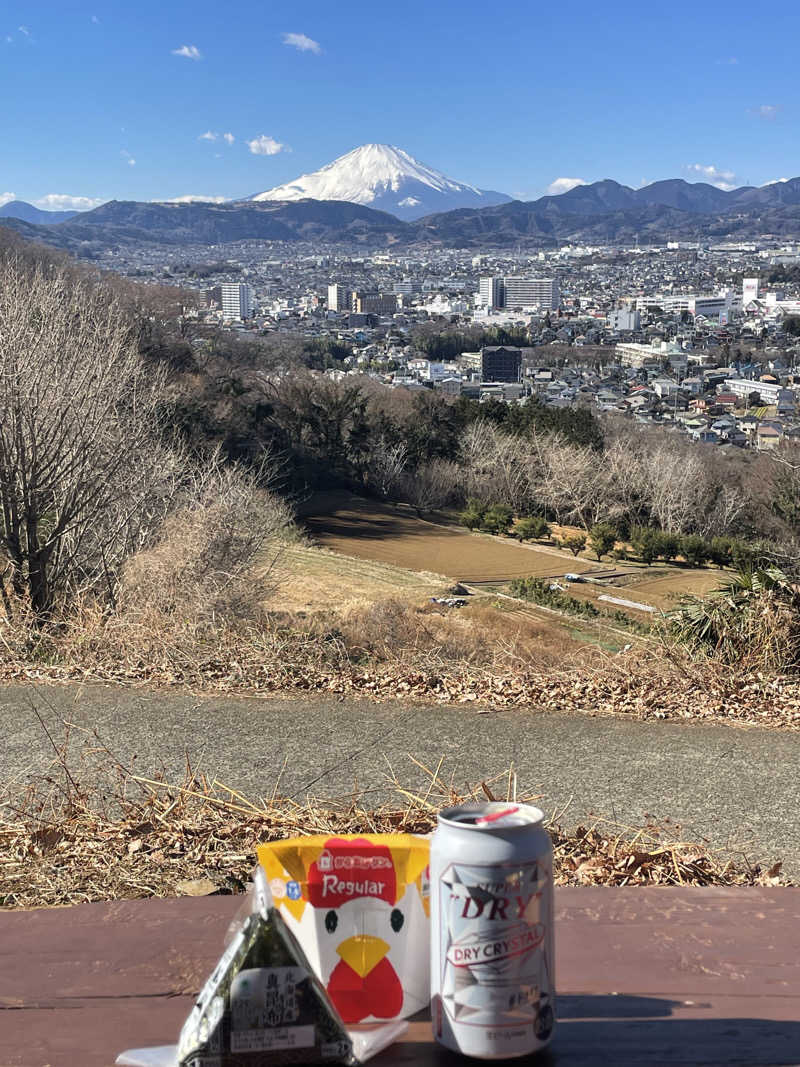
(4, 681), (798, 875)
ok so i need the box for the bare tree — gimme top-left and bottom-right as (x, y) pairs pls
(639, 443), (711, 534)
(0, 258), (169, 618)
(402, 459), (459, 513)
(459, 422), (532, 513)
(536, 436), (609, 529)
(698, 484), (748, 538)
(365, 439), (409, 499)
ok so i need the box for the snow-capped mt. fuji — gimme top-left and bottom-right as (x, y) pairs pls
(247, 143), (511, 220)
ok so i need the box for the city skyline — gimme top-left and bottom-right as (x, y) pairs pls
(1, 0), (799, 211)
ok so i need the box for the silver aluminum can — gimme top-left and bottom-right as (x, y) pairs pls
(430, 802), (555, 1059)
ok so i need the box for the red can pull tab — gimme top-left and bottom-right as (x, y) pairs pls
(475, 806), (520, 825)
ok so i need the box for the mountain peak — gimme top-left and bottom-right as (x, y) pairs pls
(248, 143), (511, 220)
(0, 199), (80, 225)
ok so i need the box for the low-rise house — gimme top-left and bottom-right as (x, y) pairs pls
(693, 428), (721, 444)
(436, 377), (462, 396)
(756, 425), (782, 451)
(777, 389), (797, 416)
(652, 377), (681, 398)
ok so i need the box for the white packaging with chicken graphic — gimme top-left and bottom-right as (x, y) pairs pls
(257, 835), (430, 1026)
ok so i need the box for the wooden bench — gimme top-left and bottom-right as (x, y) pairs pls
(2, 887), (799, 1066)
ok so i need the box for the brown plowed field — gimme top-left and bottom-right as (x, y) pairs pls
(622, 568), (725, 609)
(304, 494), (598, 583)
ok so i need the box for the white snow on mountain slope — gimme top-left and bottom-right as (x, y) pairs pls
(247, 143), (511, 220)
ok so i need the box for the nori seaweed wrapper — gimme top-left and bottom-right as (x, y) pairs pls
(177, 881), (355, 1067)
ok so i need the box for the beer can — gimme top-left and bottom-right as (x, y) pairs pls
(430, 802), (555, 1059)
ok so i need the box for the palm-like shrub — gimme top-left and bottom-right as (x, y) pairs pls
(667, 567), (800, 671)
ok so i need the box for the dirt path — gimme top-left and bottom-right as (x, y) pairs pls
(4, 681), (799, 877)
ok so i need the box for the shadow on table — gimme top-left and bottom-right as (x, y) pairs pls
(423, 996), (800, 1066)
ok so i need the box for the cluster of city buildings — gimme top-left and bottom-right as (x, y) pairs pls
(90, 232), (800, 452)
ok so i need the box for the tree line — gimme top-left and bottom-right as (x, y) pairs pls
(159, 334), (799, 571)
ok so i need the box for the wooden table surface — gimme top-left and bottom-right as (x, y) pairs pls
(2, 888), (799, 1066)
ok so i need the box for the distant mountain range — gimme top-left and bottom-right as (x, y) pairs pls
(4, 171), (800, 251)
(415, 177), (800, 246)
(0, 200), (80, 225)
(0, 198), (409, 252)
(247, 143), (511, 221)
(510, 176), (800, 216)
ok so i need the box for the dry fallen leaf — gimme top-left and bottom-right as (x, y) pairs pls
(175, 877), (219, 897)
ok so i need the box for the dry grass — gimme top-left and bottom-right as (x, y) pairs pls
(0, 725), (786, 909)
(272, 543), (448, 615)
(623, 568), (728, 609)
(262, 535), (595, 670)
(336, 597), (591, 669)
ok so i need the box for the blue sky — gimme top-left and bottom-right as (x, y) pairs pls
(1, 0), (799, 210)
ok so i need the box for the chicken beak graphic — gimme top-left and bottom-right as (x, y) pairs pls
(337, 934), (390, 978)
(329, 934), (403, 1023)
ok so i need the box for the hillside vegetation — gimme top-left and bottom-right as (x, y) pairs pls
(0, 236), (797, 726)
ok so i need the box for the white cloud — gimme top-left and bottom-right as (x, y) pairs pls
(172, 44), (202, 60)
(163, 195), (229, 203)
(282, 32), (321, 54)
(121, 150), (136, 167)
(33, 194), (105, 212)
(685, 163), (737, 190)
(748, 104), (778, 120)
(128, 158), (136, 166)
(247, 134), (286, 156)
(18, 25), (29, 36)
(546, 177), (588, 196)
(0, 191), (16, 206)
(199, 130), (235, 145)
(763, 177), (790, 186)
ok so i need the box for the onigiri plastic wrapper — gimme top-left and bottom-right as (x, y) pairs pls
(116, 866), (409, 1067)
(257, 835), (430, 1025)
(176, 869), (354, 1066)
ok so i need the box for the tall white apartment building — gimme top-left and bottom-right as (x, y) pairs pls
(327, 283), (352, 312)
(742, 277), (760, 306)
(221, 283), (254, 320)
(478, 276), (503, 308)
(502, 276), (560, 310)
(607, 307), (641, 331)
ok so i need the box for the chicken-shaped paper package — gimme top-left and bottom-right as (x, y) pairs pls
(257, 835), (430, 1025)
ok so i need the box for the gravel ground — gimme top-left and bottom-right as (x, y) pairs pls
(4, 680), (799, 876)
